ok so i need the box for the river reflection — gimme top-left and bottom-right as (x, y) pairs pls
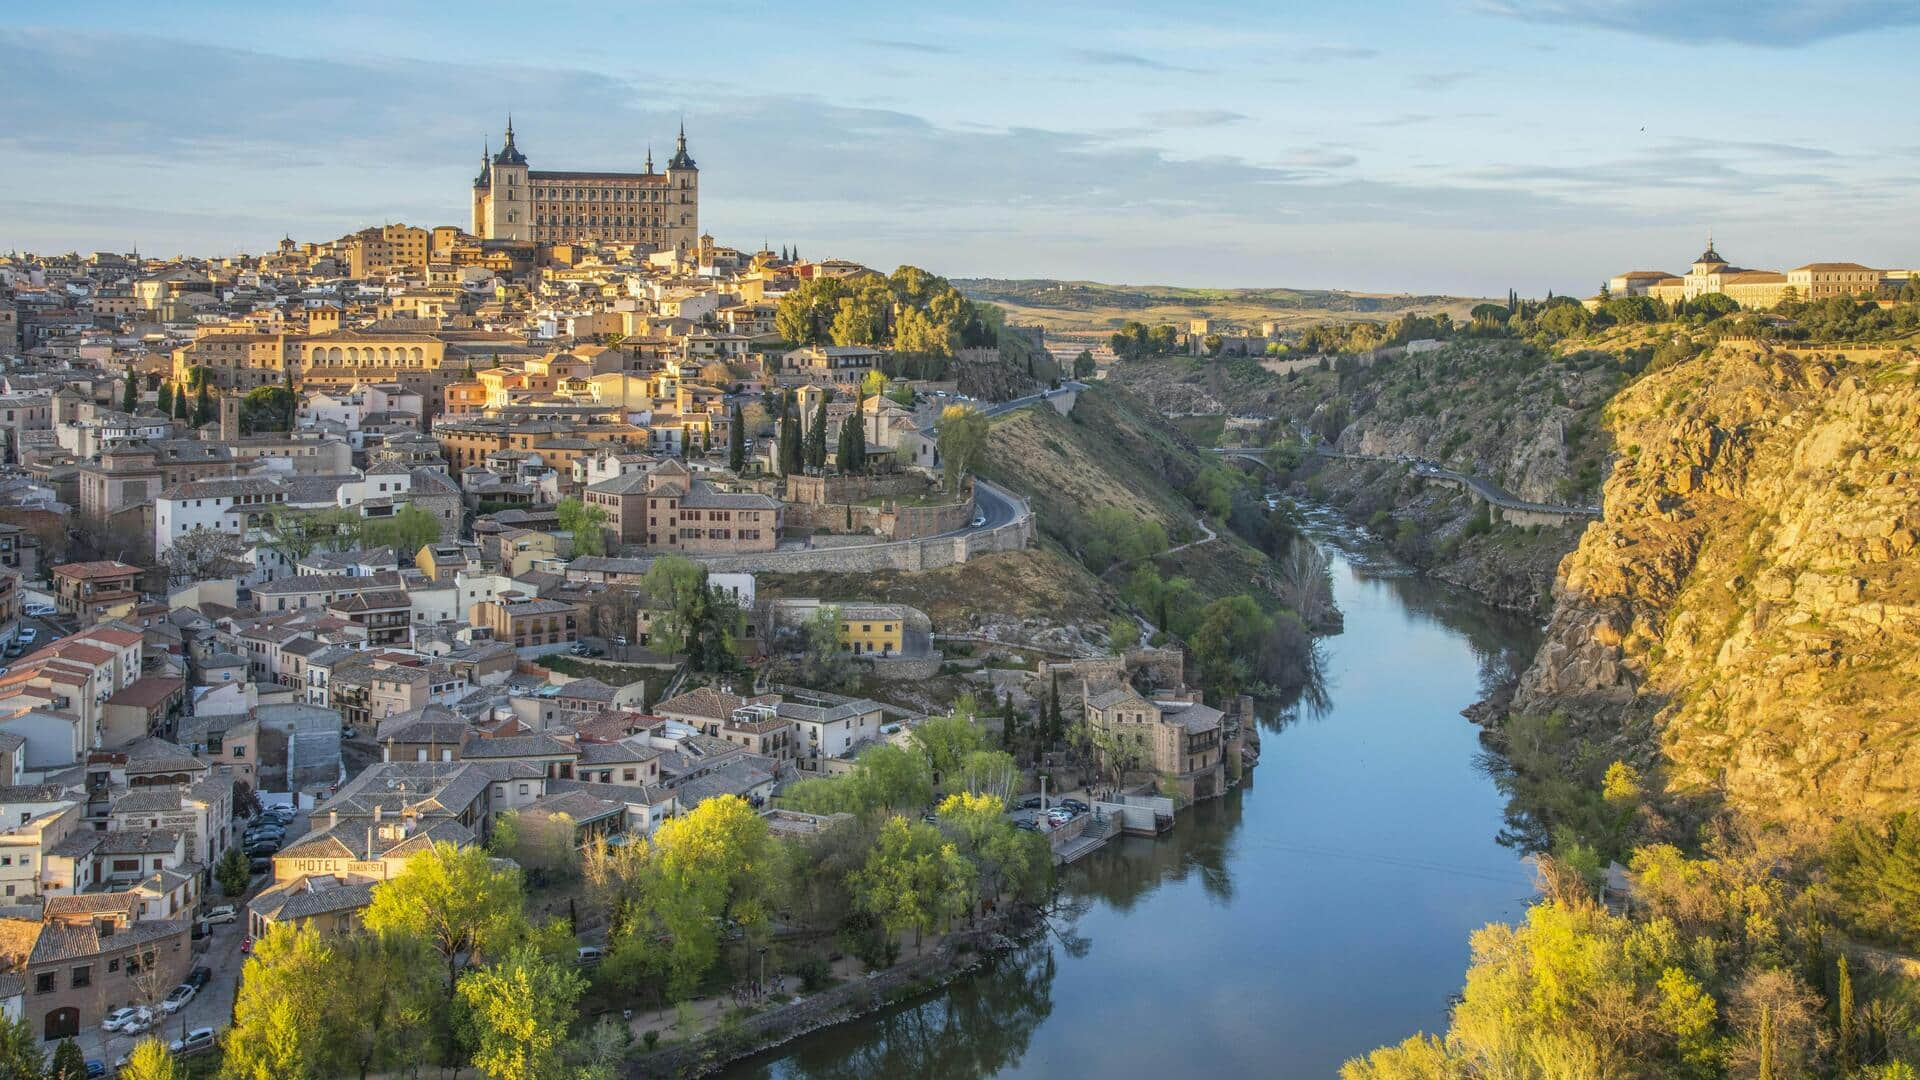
(728, 522), (1540, 1078)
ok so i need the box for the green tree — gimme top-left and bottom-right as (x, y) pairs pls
(853, 815), (975, 951)
(1830, 811), (1920, 947)
(804, 389), (830, 470)
(1072, 349), (1095, 378)
(554, 497), (609, 557)
(46, 1039), (87, 1080)
(911, 706), (986, 785)
(0, 1015), (40, 1079)
(936, 404), (988, 492)
(935, 791), (1051, 906)
(778, 394), (802, 475)
(836, 395), (867, 474)
(334, 932), (444, 1080)
(1108, 617), (1139, 655)
(194, 381), (213, 428)
(224, 923), (335, 1079)
(362, 841), (526, 992)
(641, 555), (739, 672)
(117, 1039), (178, 1080)
(240, 385), (296, 433)
(155, 381), (173, 416)
(456, 946), (586, 1080)
(359, 505), (443, 556)
(122, 368), (138, 412)
(1837, 954), (1856, 1073)
(216, 844), (251, 896)
(860, 368), (888, 398)
(727, 399), (745, 472)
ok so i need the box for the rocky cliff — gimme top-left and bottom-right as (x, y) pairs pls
(1514, 344), (1920, 823)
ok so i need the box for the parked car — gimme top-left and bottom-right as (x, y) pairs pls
(203, 905), (237, 926)
(1060, 799), (1090, 814)
(971, 513), (987, 528)
(244, 824), (285, 839)
(1019, 796), (1044, 810)
(340, 725), (358, 739)
(23, 603), (54, 617)
(161, 983), (196, 1013)
(101, 1006), (144, 1032)
(186, 966), (211, 990)
(569, 642), (590, 656)
(15, 628), (34, 645)
(1046, 808), (1075, 824)
(575, 945), (605, 965)
(248, 857), (272, 874)
(241, 936), (254, 955)
(170, 1027), (216, 1056)
(84, 1061), (107, 1079)
(1013, 820), (1040, 832)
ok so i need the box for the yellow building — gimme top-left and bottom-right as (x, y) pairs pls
(837, 604), (906, 657)
(470, 118), (699, 252)
(1609, 239), (1891, 311)
(335, 224), (429, 278)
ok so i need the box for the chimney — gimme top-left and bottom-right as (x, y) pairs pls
(327, 810), (338, 830)
(372, 805), (383, 823)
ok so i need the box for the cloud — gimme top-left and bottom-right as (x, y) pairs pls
(1408, 71), (1477, 89)
(1276, 149), (1360, 169)
(857, 38), (955, 55)
(1144, 109), (1248, 128)
(1295, 44), (1381, 62)
(1069, 48), (1197, 73)
(1481, 0), (1920, 46)
(1465, 139), (1849, 193)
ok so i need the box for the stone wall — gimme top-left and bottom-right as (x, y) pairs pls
(781, 477), (974, 542)
(784, 473), (928, 507)
(685, 482), (1030, 574)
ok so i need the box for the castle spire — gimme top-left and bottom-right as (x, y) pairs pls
(645, 144), (654, 173)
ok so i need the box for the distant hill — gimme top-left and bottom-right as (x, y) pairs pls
(955, 278), (1489, 339)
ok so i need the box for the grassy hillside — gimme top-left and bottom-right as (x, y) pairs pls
(958, 278), (1487, 338)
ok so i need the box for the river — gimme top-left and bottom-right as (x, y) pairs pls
(726, 519), (1543, 1078)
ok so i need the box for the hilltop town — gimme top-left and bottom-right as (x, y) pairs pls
(0, 121), (1278, 1074)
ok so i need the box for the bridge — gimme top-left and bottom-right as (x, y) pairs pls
(1212, 446), (1601, 527)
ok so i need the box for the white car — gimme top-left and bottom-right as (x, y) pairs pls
(101, 1006), (143, 1033)
(575, 945), (606, 965)
(15, 628), (34, 645)
(202, 905), (238, 926)
(971, 514), (986, 528)
(170, 1027), (216, 1055)
(22, 603), (54, 618)
(161, 983), (196, 1013)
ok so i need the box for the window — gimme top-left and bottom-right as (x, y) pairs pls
(71, 966), (91, 988)
(35, 973), (52, 994)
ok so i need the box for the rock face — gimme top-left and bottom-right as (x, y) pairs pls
(1514, 345), (1920, 824)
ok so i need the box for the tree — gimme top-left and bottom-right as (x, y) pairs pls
(262, 505), (363, 564)
(935, 791), (1051, 907)
(163, 526), (247, 585)
(641, 555), (738, 672)
(362, 841), (526, 992)
(911, 706), (986, 785)
(605, 796), (784, 1000)
(1829, 811), (1920, 947)
(727, 399), (745, 472)
(333, 932), (444, 1080)
(240, 385), (296, 433)
(456, 946), (587, 1080)
(554, 497), (609, 558)
(194, 381), (213, 427)
(852, 815), (975, 951)
(156, 381), (173, 416)
(117, 1039), (178, 1080)
(806, 390), (831, 470)
(1108, 617), (1140, 655)
(860, 368), (888, 399)
(836, 395), (867, 474)
(936, 404), (988, 492)
(1838, 954), (1857, 1073)
(1073, 349), (1095, 378)
(778, 394), (802, 475)
(0, 1015), (41, 1079)
(216, 844), (251, 896)
(359, 505), (442, 555)
(122, 368), (138, 412)
(47, 1040), (87, 1080)
(224, 923), (335, 1079)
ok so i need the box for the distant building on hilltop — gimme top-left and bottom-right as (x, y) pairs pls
(1603, 237), (1900, 310)
(470, 118), (699, 253)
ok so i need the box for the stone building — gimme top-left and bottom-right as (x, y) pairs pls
(470, 119), (699, 252)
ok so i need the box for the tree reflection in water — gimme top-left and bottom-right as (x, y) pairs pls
(733, 939), (1057, 1080)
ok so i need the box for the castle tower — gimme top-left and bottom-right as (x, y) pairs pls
(483, 118), (531, 242)
(665, 121), (699, 253)
(471, 141), (490, 236)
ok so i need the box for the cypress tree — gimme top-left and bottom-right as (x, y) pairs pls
(1757, 1002), (1775, 1080)
(195, 382), (213, 427)
(1837, 955), (1856, 1073)
(727, 400), (745, 472)
(779, 395), (802, 475)
(121, 369), (137, 412)
(156, 382), (173, 415)
(807, 391), (830, 470)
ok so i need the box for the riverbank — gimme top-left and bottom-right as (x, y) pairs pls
(718, 525), (1541, 1078)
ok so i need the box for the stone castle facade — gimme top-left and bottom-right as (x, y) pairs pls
(1606, 238), (1905, 311)
(470, 119), (698, 252)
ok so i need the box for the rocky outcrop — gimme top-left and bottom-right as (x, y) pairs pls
(1514, 345), (1920, 823)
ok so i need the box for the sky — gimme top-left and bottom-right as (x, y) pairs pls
(2, 1), (1916, 296)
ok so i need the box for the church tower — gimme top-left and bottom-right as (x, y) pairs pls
(665, 121), (699, 254)
(483, 118), (531, 242)
(471, 142), (491, 236)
